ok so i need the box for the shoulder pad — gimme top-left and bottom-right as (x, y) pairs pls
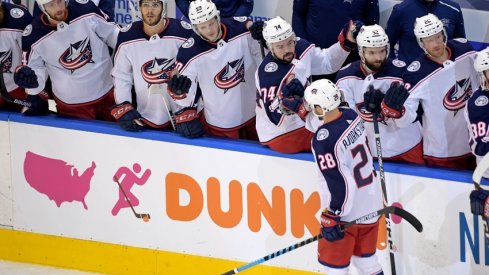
(180, 20), (192, 30)
(182, 37), (195, 48)
(22, 24), (33, 37)
(233, 16), (248, 22)
(75, 0), (90, 4)
(407, 61), (421, 72)
(453, 38), (468, 43)
(10, 8), (25, 19)
(392, 59), (406, 68)
(264, 62), (278, 73)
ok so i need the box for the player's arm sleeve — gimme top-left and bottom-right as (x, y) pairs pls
(92, 10), (120, 49)
(453, 7), (466, 39)
(23, 48), (47, 95)
(112, 45), (134, 104)
(363, 0), (379, 25)
(255, 70), (284, 126)
(291, 0), (308, 39)
(235, 0), (254, 17)
(385, 5), (401, 59)
(175, 0), (191, 18)
(310, 43), (349, 75)
(97, 0), (116, 22)
(465, 104), (489, 157)
(173, 55), (199, 108)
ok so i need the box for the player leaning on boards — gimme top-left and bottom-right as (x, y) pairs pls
(252, 16), (362, 153)
(384, 13), (478, 169)
(0, 0), (32, 111)
(110, 0), (192, 131)
(336, 24), (424, 165)
(14, 0), (120, 119)
(165, 0), (263, 139)
(306, 79), (383, 275)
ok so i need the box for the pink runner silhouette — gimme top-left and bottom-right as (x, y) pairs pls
(112, 163), (151, 216)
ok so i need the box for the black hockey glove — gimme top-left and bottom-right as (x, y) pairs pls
(174, 107), (205, 138)
(281, 96), (308, 120)
(381, 82), (409, 118)
(470, 188), (489, 218)
(321, 210), (345, 242)
(281, 78), (305, 98)
(338, 20), (364, 51)
(363, 85), (385, 114)
(110, 101), (145, 131)
(21, 91), (49, 116)
(249, 20), (267, 49)
(167, 74), (191, 100)
(14, 66), (39, 89)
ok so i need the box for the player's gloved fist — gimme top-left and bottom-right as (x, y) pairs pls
(14, 66), (39, 89)
(21, 90), (49, 116)
(321, 210), (345, 242)
(381, 82), (409, 118)
(110, 101), (145, 131)
(167, 74), (191, 100)
(470, 188), (489, 218)
(338, 20), (364, 52)
(249, 20), (267, 49)
(174, 107), (205, 138)
(282, 78), (305, 98)
(363, 85), (385, 114)
(281, 96), (308, 120)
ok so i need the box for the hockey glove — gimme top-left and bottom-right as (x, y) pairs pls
(363, 85), (385, 114)
(110, 101), (145, 131)
(281, 96), (308, 120)
(174, 107), (205, 138)
(249, 20), (267, 49)
(167, 74), (192, 100)
(21, 91), (49, 116)
(338, 20), (364, 52)
(470, 188), (489, 218)
(381, 82), (409, 118)
(281, 78), (305, 98)
(321, 210), (345, 242)
(14, 66), (39, 89)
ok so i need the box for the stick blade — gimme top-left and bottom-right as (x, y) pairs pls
(391, 207), (423, 232)
(473, 153), (489, 186)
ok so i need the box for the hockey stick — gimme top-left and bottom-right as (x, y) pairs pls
(0, 65), (31, 108)
(221, 206), (422, 275)
(148, 84), (176, 130)
(472, 153), (489, 244)
(113, 176), (150, 222)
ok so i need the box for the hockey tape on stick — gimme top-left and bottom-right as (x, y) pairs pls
(472, 153), (489, 244)
(0, 65), (31, 108)
(113, 176), (150, 222)
(221, 206), (422, 275)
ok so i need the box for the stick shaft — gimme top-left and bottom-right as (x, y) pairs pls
(113, 176), (142, 218)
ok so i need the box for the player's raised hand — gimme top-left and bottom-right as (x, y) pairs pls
(338, 20), (364, 52)
(320, 210), (345, 242)
(167, 74), (191, 100)
(14, 66), (39, 89)
(364, 85), (384, 114)
(110, 101), (145, 131)
(282, 78), (305, 98)
(249, 20), (267, 48)
(381, 82), (409, 118)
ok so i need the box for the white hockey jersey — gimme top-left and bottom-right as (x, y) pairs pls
(22, 0), (119, 104)
(112, 19), (192, 127)
(173, 17), (262, 129)
(311, 108), (382, 223)
(396, 39), (478, 159)
(0, 3), (31, 92)
(255, 38), (349, 143)
(336, 59), (422, 158)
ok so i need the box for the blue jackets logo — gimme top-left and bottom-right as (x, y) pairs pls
(141, 57), (176, 85)
(58, 37), (94, 73)
(214, 57), (245, 93)
(0, 49), (13, 73)
(443, 78), (473, 112)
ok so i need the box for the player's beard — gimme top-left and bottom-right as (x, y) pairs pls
(365, 58), (385, 72)
(281, 52), (294, 63)
(143, 10), (163, 27)
(49, 9), (67, 22)
(0, 6), (4, 24)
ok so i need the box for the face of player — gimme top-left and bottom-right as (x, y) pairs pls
(421, 32), (446, 58)
(140, 0), (163, 27)
(271, 36), (296, 63)
(43, 0), (67, 22)
(362, 46), (388, 71)
(196, 17), (220, 42)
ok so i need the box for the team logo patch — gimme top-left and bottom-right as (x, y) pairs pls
(214, 57), (245, 93)
(180, 21), (192, 30)
(23, 24), (32, 36)
(316, 129), (329, 141)
(443, 78), (473, 112)
(182, 38), (194, 48)
(264, 62), (278, 73)
(75, 0), (90, 4)
(475, 96), (489, 107)
(233, 16), (248, 22)
(10, 8), (24, 18)
(454, 38), (468, 43)
(141, 57), (177, 85)
(392, 59), (406, 68)
(121, 24), (132, 32)
(58, 37), (94, 73)
(407, 61), (420, 72)
(0, 49), (13, 73)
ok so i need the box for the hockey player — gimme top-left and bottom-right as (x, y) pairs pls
(14, 0), (120, 119)
(336, 24), (424, 164)
(384, 13), (477, 169)
(111, 0), (193, 131)
(33, 0), (116, 22)
(166, 0), (262, 139)
(306, 79), (383, 275)
(254, 16), (361, 153)
(0, 0), (32, 111)
(465, 47), (489, 177)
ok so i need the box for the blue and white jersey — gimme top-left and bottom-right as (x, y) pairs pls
(396, 39), (478, 159)
(22, 0), (119, 104)
(112, 19), (192, 127)
(173, 17), (262, 130)
(335, 59), (422, 158)
(255, 38), (349, 143)
(0, 3), (32, 92)
(311, 107), (382, 223)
